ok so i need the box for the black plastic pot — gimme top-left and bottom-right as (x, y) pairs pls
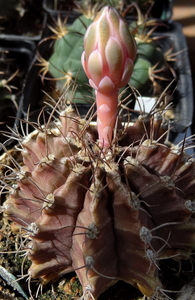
(42, 0), (81, 25)
(150, 0), (172, 20)
(135, 0), (173, 21)
(43, 0), (172, 20)
(43, 0), (76, 13)
(0, 0), (46, 43)
(156, 21), (193, 138)
(132, 20), (193, 140)
(0, 35), (36, 150)
(20, 11), (81, 123)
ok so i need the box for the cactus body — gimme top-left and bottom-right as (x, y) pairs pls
(2, 104), (195, 299)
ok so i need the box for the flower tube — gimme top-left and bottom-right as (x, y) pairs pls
(82, 6), (137, 147)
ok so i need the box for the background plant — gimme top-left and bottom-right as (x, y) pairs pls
(37, 0), (176, 118)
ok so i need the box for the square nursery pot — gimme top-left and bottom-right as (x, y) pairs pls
(126, 0), (173, 21)
(43, 0), (77, 13)
(42, 0), (172, 22)
(133, 21), (193, 143)
(0, 0), (46, 42)
(20, 9), (193, 144)
(42, 0), (81, 24)
(0, 35), (36, 151)
(148, 0), (172, 20)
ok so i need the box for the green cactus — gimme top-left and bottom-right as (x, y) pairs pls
(38, 2), (175, 107)
(48, 15), (93, 103)
(128, 5), (175, 96)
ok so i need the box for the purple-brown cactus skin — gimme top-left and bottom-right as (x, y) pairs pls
(2, 105), (195, 299)
(1, 5), (195, 300)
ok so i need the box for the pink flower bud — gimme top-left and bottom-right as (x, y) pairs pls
(81, 6), (137, 147)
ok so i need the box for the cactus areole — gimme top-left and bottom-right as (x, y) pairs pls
(82, 6), (137, 147)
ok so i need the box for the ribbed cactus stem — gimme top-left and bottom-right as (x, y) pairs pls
(96, 90), (118, 147)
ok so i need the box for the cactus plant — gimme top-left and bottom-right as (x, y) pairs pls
(1, 5), (195, 300)
(37, 0), (176, 116)
(128, 3), (176, 96)
(44, 13), (94, 103)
